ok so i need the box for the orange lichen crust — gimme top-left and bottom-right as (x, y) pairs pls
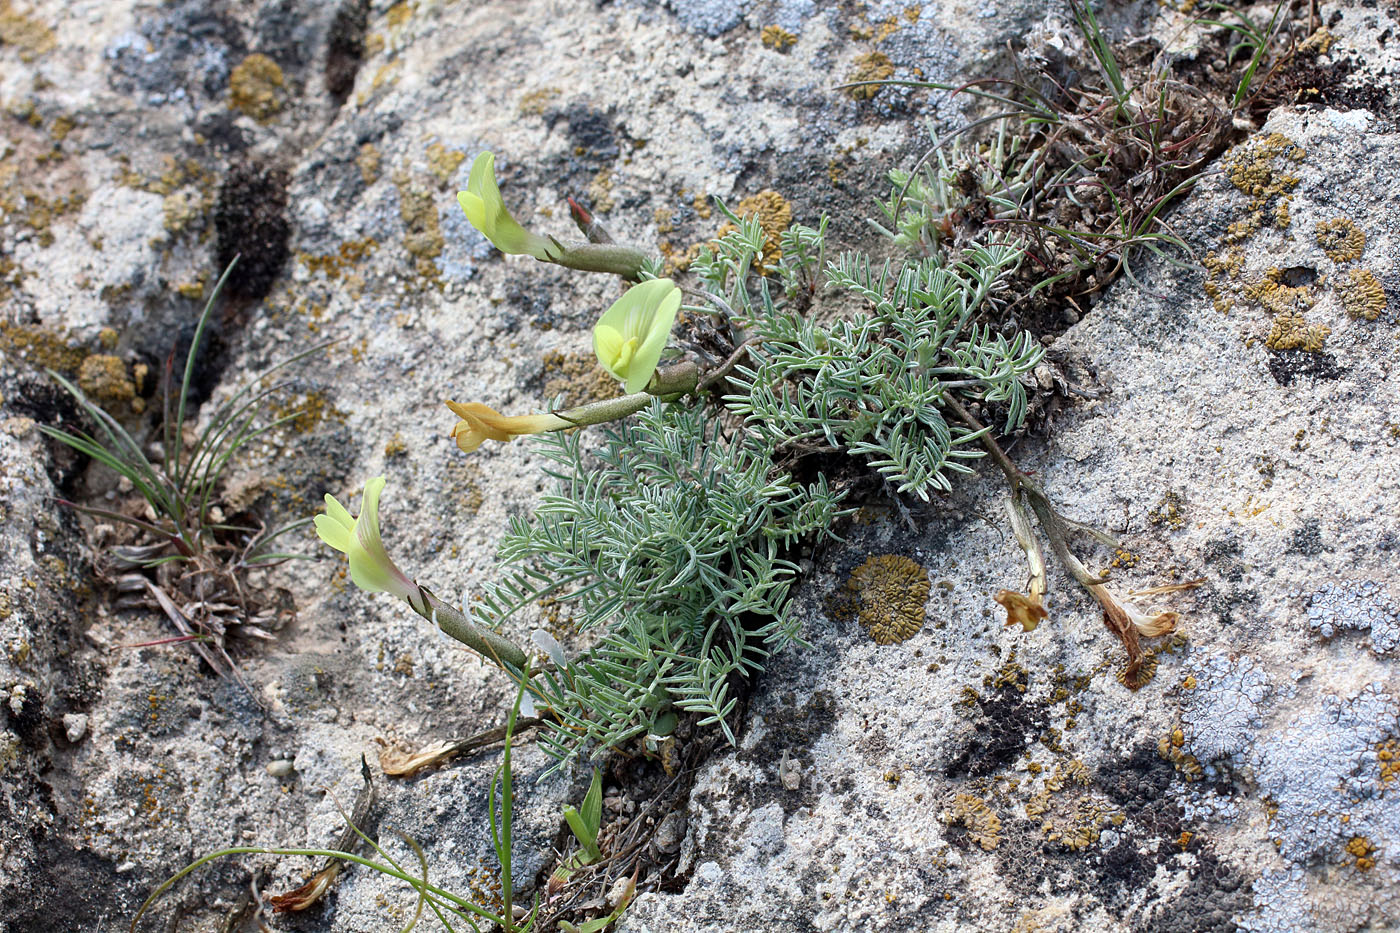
(1315, 218), (1365, 263)
(947, 794), (1002, 850)
(1339, 268), (1386, 321)
(828, 554), (930, 645)
(1346, 835), (1377, 872)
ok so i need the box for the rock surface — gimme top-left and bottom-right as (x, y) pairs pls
(0, 0), (1397, 932)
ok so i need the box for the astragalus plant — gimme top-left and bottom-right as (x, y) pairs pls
(318, 149), (1177, 767)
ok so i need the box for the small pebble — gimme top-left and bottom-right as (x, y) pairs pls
(266, 759), (295, 777)
(654, 810), (687, 853)
(63, 712), (89, 743)
(607, 875), (633, 908)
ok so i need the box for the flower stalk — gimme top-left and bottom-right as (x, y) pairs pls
(446, 361), (700, 454)
(458, 151), (647, 279)
(940, 394), (1179, 689)
(316, 479), (528, 670)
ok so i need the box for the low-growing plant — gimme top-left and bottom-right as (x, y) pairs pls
(40, 261), (325, 677)
(316, 144), (1184, 774)
(841, 0), (1308, 311)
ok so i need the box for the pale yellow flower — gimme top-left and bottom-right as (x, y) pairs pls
(445, 400), (573, 453)
(457, 152), (557, 260)
(314, 476), (417, 602)
(592, 278), (681, 393)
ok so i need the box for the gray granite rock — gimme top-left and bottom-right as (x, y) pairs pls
(2, 0), (1398, 930)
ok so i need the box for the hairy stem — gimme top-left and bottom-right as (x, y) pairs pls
(410, 586), (529, 671)
(546, 241), (650, 278)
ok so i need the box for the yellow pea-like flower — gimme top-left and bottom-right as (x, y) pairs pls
(444, 400), (573, 453)
(314, 476), (418, 602)
(457, 152), (557, 260)
(592, 278), (682, 394)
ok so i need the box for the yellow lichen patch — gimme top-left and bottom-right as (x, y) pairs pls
(385, 1), (414, 27)
(273, 390), (348, 435)
(760, 25), (797, 50)
(1042, 796), (1117, 851)
(717, 190), (792, 268)
(393, 171), (443, 276)
(541, 350), (618, 407)
(1346, 835), (1377, 871)
(77, 355), (135, 404)
(356, 143), (381, 186)
(229, 54), (285, 122)
(1222, 133), (1304, 243)
(426, 142), (466, 186)
(1377, 739), (1400, 786)
(1245, 267), (1313, 316)
(162, 190), (202, 236)
(448, 458), (484, 515)
(947, 794), (1001, 850)
(829, 554), (930, 645)
(1339, 268), (1386, 321)
(1117, 649), (1158, 688)
(0, 323), (86, 373)
(1299, 26), (1335, 55)
(1148, 490), (1185, 529)
(1315, 218), (1365, 263)
(845, 51), (895, 100)
(658, 239), (702, 275)
(518, 87), (560, 116)
(1225, 133), (1304, 204)
(48, 114), (76, 143)
(588, 169), (616, 213)
(0, 0), (55, 61)
(301, 237), (377, 279)
(1265, 310), (1330, 352)
(1158, 730), (1203, 780)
